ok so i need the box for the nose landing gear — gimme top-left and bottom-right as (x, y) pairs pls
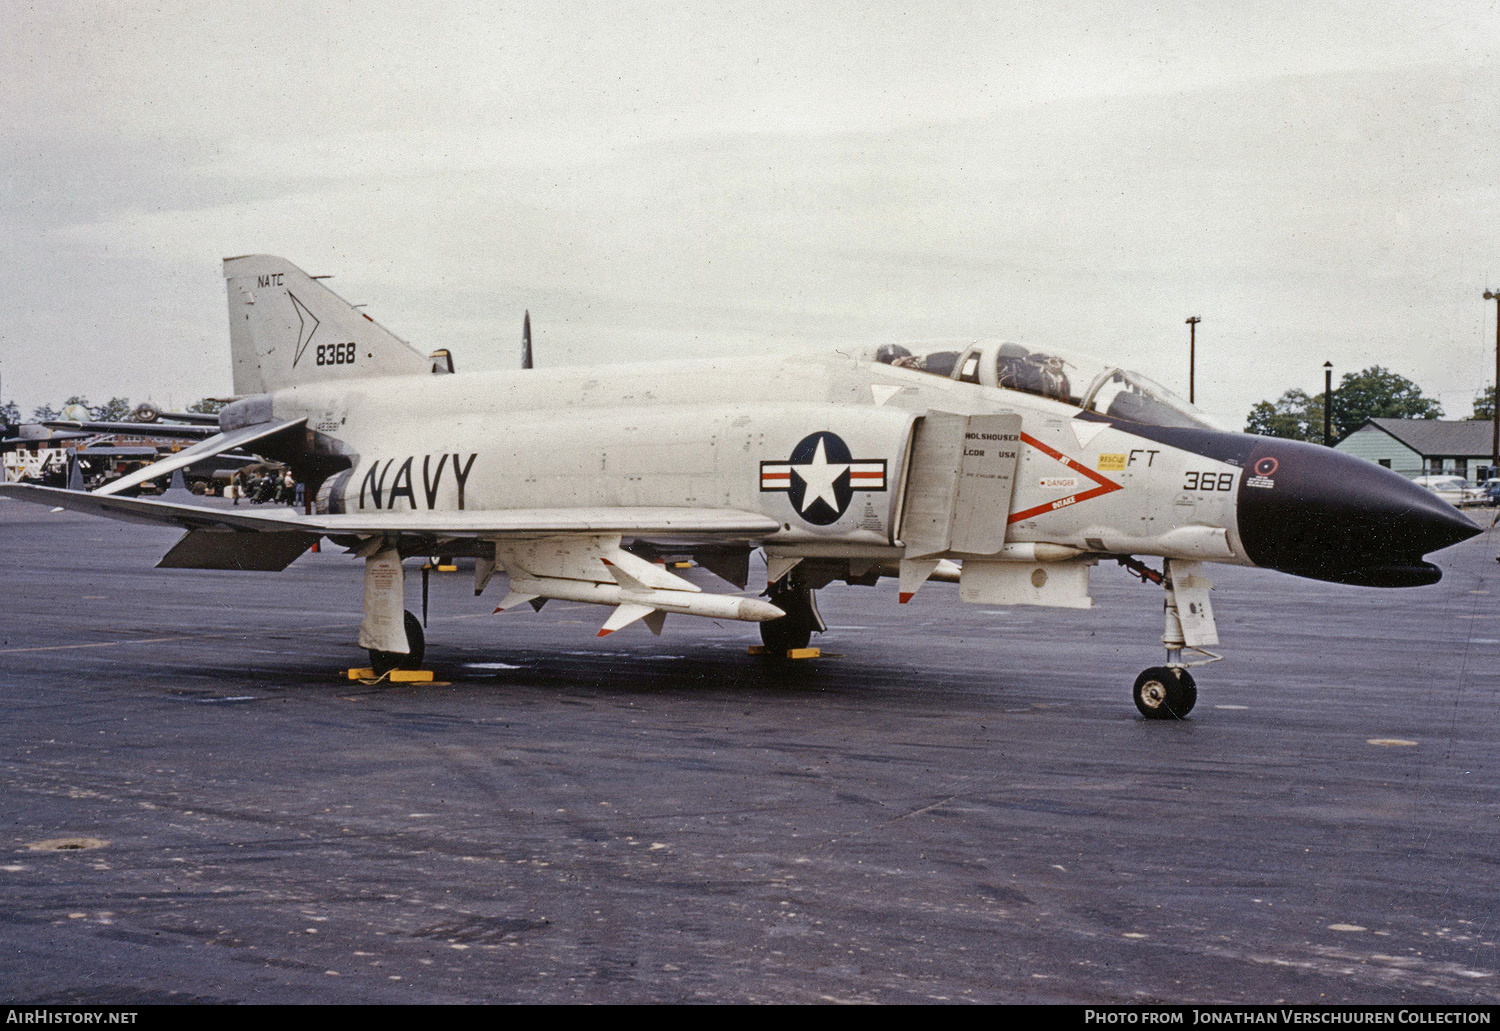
(1120, 556), (1221, 719)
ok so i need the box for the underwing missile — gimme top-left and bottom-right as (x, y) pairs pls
(495, 575), (785, 633)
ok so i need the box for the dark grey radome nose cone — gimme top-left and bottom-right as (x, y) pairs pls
(1236, 437), (1481, 587)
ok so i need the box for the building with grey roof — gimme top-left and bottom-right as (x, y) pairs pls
(1335, 418), (1498, 480)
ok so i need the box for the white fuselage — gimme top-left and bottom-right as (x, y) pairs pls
(267, 352), (1249, 566)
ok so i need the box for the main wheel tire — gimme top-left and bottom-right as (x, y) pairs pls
(368, 610), (426, 675)
(1133, 666), (1197, 720)
(760, 610), (814, 652)
(760, 586), (817, 652)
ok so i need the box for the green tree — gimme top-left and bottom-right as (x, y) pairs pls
(1, 399), (18, 425)
(1246, 365), (1441, 442)
(1473, 385), (1494, 421)
(90, 397), (133, 421)
(1245, 388), (1325, 442)
(30, 403), (58, 422)
(187, 397), (229, 415)
(1329, 366), (1441, 437)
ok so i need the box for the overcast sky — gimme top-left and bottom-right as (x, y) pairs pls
(2, 1), (1497, 428)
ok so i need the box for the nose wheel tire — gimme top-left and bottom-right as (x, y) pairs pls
(368, 610), (426, 675)
(1133, 666), (1196, 720)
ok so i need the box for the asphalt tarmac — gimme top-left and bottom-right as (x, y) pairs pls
(2, 498), (1499, 1005)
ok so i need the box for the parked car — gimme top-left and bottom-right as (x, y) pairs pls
(1411, 474), (1485, 507)
(1479, 478), (1500, 506)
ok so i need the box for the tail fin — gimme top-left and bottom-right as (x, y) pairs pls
(224, 255), (432, 395)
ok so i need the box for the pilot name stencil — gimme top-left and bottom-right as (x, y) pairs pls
(358, 453), (478, 510)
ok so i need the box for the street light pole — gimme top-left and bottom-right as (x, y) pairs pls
(1323, 362), (1334, 447)
(1486, 291), (1500, 479)
(1186, 316), (1200, 405)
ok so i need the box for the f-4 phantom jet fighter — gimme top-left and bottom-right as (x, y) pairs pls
(1, 256), (1480, 718)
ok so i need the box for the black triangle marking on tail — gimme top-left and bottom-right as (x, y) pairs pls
(289, 292), (321, 368)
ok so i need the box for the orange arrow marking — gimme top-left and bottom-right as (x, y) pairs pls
(1006, 432), (1123, 524)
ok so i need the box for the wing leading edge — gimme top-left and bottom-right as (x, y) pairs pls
(0, 483), (781, 540)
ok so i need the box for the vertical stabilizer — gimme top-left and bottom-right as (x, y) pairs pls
(224, 255), (432, 395)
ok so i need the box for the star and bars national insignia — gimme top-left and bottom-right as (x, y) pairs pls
(761, 431), (887, 526)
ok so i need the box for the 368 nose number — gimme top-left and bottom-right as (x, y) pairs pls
(1184, 471), (1235, 492)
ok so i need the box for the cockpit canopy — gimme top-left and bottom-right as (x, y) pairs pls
(870, 340), (1221, 430)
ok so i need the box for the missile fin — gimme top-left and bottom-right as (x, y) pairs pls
(598, 603), (656, 637)
(493, 590), (538, 614)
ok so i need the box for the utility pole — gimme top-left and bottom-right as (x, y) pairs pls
(1486, 292), (1500, 479)
(1323, 362), (1334, 447)
(1185, 317), (1200, 404)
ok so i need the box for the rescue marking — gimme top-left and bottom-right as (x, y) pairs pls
(1246, 454), (1278, 489)
(761, 432), (887, 526)
(1007, 433), (1123, 524)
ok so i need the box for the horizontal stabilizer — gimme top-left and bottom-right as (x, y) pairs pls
(93, 418), (307, 497)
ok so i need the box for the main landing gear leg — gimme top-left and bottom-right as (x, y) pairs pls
(359, 540), (427, 675)
(760, 579), (826, 653)
(1122, 557), (1220, 720)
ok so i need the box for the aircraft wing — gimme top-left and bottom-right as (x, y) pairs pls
(0, 482), (780, 539)
(0, 483), (782, 605)
(90, 418), (308, 496)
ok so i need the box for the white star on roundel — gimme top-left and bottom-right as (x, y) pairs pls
(792, 437), (849, 514)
